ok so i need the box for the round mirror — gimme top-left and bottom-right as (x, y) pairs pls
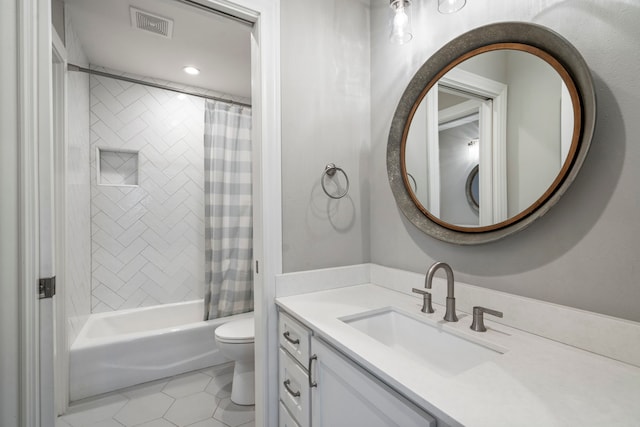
(387, 22), (596, 244)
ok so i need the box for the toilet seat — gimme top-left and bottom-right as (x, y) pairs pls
(215, 317), (254, 344)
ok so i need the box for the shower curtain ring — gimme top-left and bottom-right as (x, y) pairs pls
(321, 163), (349, 199)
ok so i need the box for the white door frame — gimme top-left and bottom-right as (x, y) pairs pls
(217, 1), (284, 426)
(438, 68), (508, 225)
(424, 89), (440, 217)
(1, 0), (39, 425)
(196, 2), (283, 426)
(51, 28), (69, 416)
(15, 0), (282, 426)
(0, 0), (21, 422)
(37, 0), (56, 422)
(13, 0), (47, 424)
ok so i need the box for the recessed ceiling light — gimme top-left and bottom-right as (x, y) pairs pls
(183, 66), (200, 75)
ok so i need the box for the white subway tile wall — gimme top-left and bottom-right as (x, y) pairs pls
(98, 150), (139, 186)
(89, 74), (206, 312)
(65, 11), (92, 343)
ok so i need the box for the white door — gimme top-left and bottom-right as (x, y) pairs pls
(38, 59), (56, 427)
(9, 0), (66, 423)
(310, 337), (436, 427)
(38, 16), (60, 427)
(51, 34), (70, 417)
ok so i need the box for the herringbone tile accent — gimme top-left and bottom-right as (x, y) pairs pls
(90, 74), (205, 312)
(66, 16), (92, 342)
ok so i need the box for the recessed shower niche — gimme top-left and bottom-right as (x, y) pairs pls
(96, 148), (139, 187)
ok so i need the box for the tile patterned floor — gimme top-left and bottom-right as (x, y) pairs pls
(56, 363), (255, 427)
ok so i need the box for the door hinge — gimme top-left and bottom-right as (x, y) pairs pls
(255, 260), (259, 274)
(39, 277), (56, 299)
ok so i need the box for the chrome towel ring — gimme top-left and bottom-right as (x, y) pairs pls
(407, 173), (417, 193)
(321, 163), (349, 199)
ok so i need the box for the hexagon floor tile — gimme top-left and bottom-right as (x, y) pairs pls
(58, 363), (254, 427)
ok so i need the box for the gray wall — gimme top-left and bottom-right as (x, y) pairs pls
(370, 0), (640, 322)
(404, 98), (429, 206)
(458, 49), (507, 83)
(505, 51), (562, 216)
(281, 0), (371, 272)
(51, 0), (64, 44)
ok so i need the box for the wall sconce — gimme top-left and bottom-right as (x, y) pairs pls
(438, 0), (466, 14)
(389, 0), (413, 45)
(468, 138), (479, 162)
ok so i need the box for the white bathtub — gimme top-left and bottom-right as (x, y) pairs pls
(69, 300), (252, 401)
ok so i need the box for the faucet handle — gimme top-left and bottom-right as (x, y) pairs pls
(411, 288), (434, 313)
(470, 306), (503, 332)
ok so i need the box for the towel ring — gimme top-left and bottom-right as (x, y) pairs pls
(321, 163), (349, 199)
(407, 173), (417, 193)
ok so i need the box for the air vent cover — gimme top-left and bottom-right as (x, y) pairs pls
(130, 7), (174, 39)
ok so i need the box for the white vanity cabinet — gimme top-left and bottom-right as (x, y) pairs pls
(278, 310), (438, 427)
(310, 336), (437, 427)
(279, 312), (312, 427)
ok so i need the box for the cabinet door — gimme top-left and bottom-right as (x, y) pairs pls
(310, 337), (436, 427)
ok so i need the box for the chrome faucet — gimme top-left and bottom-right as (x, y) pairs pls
(425, 262), (458, 322)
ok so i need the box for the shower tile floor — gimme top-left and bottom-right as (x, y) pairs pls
(56, 363), (255, 427)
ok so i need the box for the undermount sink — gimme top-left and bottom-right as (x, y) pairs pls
(341, 307), (505, 376)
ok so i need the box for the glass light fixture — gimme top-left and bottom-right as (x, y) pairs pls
(438, 0), (466, 14)
(389, 0), (413, 45)
(468, 138), (479, 162)
(183, 66), (200, 75)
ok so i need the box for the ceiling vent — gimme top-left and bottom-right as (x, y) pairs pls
(130, 7), (174, 39)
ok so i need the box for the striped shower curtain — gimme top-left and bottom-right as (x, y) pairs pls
(203, 100), (253, 320)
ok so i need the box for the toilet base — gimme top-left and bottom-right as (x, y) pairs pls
(231, 359), (255, 405)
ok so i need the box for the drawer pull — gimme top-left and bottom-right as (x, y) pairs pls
(283, 379), (301, 397)
(283, 331), (300, 345)
(309, 354), (318, 388)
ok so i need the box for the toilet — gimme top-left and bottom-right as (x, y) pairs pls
(214, 316), (255, 405)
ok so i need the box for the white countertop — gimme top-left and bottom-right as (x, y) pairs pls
(276, 284), (640, 427)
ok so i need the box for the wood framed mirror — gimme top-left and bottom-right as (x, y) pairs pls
(387, 22), (596, 245)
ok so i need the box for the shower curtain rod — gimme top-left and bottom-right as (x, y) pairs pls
(174, 0), (254, 27)
(67, 63), (252, 108)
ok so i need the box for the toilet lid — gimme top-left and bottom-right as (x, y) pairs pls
(215, 317), (254, 343)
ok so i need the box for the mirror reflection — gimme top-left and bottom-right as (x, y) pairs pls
(405, 49), (574, 228)
(465, 164), (479, 215)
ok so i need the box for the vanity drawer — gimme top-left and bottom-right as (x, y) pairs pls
(279, 312), (311, 367)
(279, 401), (301, 427)
(279, 348), (310, 427)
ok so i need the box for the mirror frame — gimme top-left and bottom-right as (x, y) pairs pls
(387, 22), (596, 245)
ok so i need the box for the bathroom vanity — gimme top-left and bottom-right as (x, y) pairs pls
(275, 265), (640, 427)
(278, 310), (436, 427)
